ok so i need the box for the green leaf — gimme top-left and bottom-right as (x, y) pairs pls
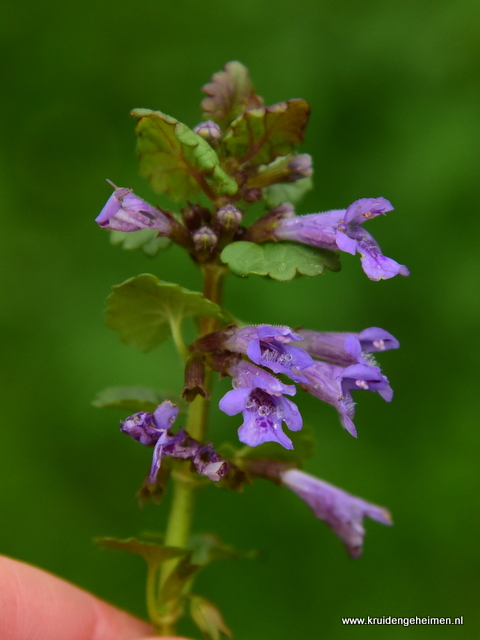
(96, 537), (186, 565)
(189, 595), (232, 640)
(131, 108), (238, 202)
(223, 99), (310, 166)
(220, 241), (341, 280)
(92, 386), (171, 412)
(245, 153), (297, 189)
(201, 61), (263, 131)
(105, 274), (226, 352)
(237, 426), (316, 465)
(189, 533), (258, 567)
(263, 176), (313, 207)
(110, 229), (171, 256)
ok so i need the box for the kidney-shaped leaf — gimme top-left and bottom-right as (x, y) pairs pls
(221, 241), (340, 281)
(105, 274), (226, 352)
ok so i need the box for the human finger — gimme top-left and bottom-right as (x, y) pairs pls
(0, 555), (153, 640)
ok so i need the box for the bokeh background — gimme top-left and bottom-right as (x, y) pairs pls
(2, 0), (479, 638)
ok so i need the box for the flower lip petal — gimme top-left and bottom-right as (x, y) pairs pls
(277, 396), (303, 432)
(256, 325), (303, 343)
(359, 250), (409, 281)
(254, 374), (296, 397)
(153, 400), (179, 430)
(335, 229), (357, 255)
(96, 190), (125, 225)
(237, 412), (294, 449)
(344, 197), (393, 225)
(357, 327), (399, 351)
(218, 387), (252, 416)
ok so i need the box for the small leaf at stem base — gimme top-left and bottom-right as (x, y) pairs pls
(189, 594), (232, 640)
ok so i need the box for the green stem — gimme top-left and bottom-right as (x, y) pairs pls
(154, 262), (226, 635)
(169, 315), (189, 362)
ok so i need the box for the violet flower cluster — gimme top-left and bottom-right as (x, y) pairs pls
(216, 323), (397, 444)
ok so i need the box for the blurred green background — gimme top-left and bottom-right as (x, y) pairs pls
(1, 0), (479, 638)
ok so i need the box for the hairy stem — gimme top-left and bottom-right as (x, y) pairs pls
(155, 262), (226, 634)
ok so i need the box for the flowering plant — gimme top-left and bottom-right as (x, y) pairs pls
(94, 61), (408, 638)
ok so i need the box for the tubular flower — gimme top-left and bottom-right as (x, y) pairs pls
(222, 325), (314, 383)
(219, 360), (302, 450)
(120, 401), (227, 483)
(280, 469), (392, 558)
(294, 327), (399, 367)
(298, 361), (392, 437)
(272, 197), (409, 281)
(96, 183), (173, 234)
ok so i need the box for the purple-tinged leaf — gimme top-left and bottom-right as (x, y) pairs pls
(201, 61), (263, 131)
(223, 99), (310, 166)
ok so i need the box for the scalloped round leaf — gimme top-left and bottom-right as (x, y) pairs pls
(220, 241), (341, 280)
(110, 228), (171, 256)
(223, 99), (310, 166)
(131, 109), (237, 202)
(105, 274), (226, 352)
(201, 60), (263, 131)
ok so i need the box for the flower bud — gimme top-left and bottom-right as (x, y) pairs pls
(286, 154), (313, 181)
(244, 203), (295, 243)
(192, 225), (218, 252)
(193, 120), (222, 143)
(242, 187), (263, 203)
(215, 204), (242, 230)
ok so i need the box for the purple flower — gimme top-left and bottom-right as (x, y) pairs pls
(149, 427), (199, 483)
(222, 325), (314, 383)
(194, 444), (229, 481)
(280, 469), (392, 558)
(272, 197), (409, 281)
(120, 400), (227, 483)
(299, 361), (392, 437)
(219, 360), (302, 449)
(295, 327), (399, 367)
(120, 401), (179, 445)
(96, 183), (173, 234)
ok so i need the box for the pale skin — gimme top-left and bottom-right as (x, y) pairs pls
(0, 556), (190, 640)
